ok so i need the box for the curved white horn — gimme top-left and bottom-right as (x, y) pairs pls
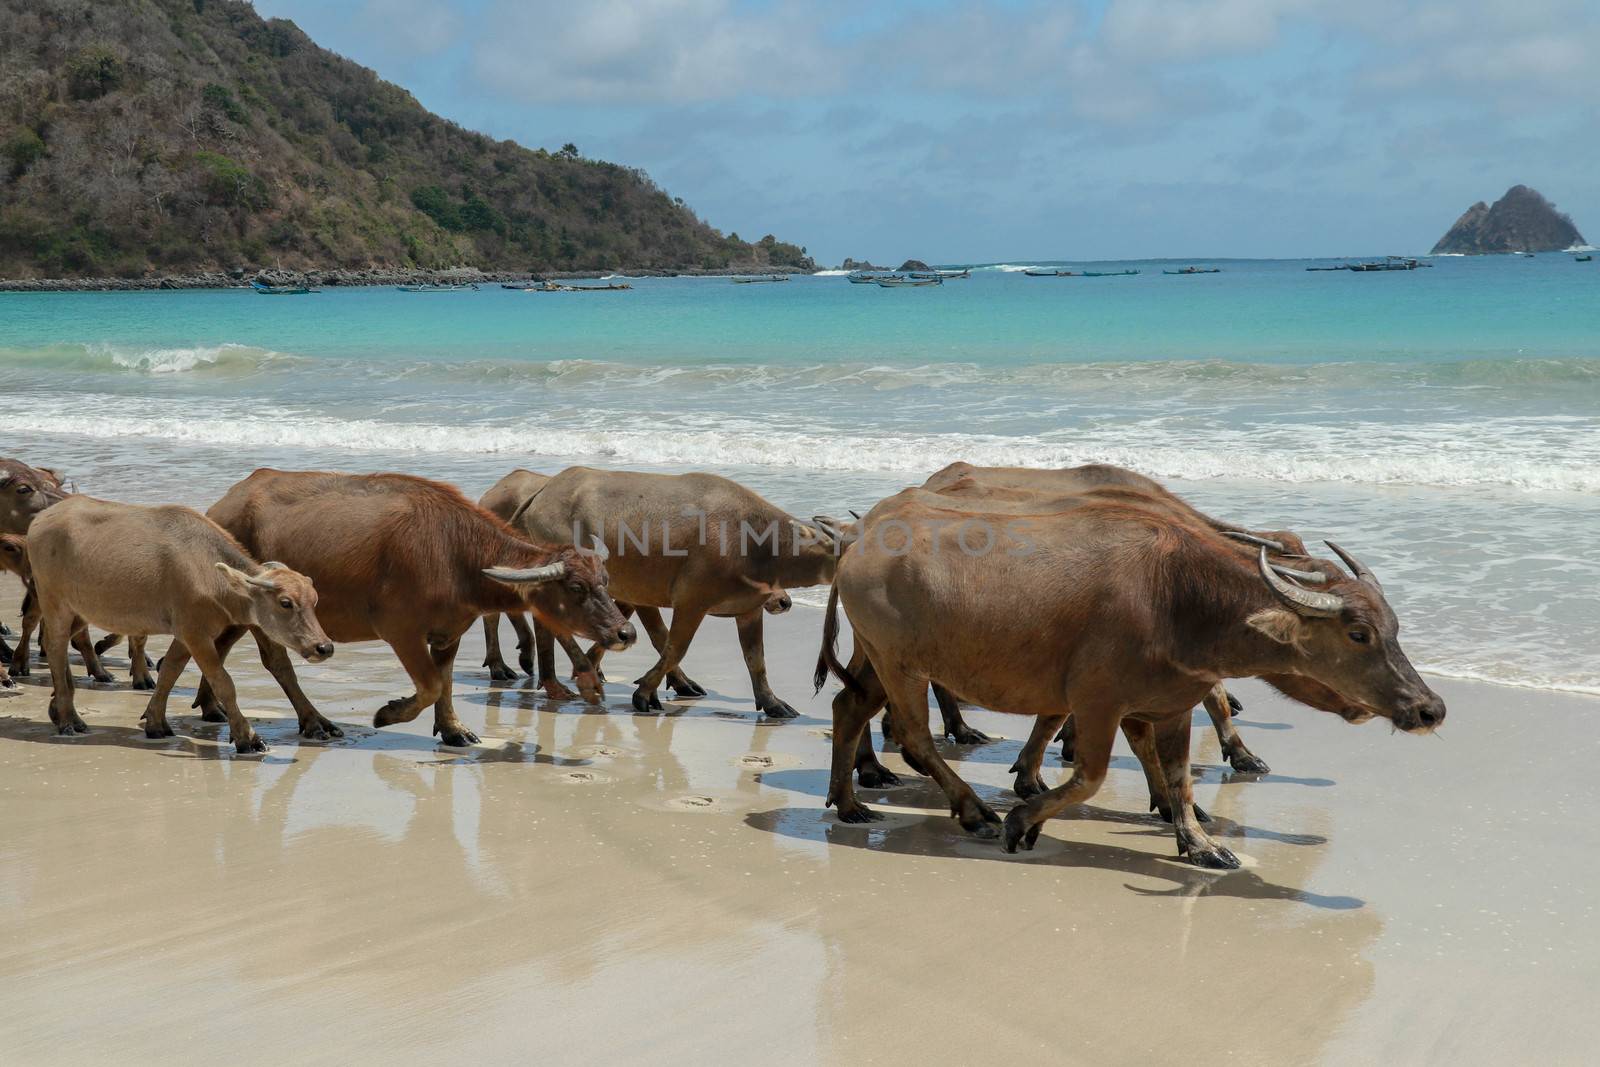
(588, 535), (610, 561)
(1258, 548), (1343, 617)
(484, 562), (567, 585)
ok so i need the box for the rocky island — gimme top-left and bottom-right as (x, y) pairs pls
(1431, 185), (1586, 254)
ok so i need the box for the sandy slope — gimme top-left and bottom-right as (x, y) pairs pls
(1, 592), (1595, 1065)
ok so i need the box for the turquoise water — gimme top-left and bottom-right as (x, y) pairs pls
(2, 256), (1598, 692)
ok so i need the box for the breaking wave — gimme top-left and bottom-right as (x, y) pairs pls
(0, 342), (299, 376)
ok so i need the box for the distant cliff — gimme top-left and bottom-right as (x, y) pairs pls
(0, 0), (811, 279)
(1431, 186), (1585, 254)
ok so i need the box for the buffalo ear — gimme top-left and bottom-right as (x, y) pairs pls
(216, 562), (254, 594)
(1247, 608), (1304, 646)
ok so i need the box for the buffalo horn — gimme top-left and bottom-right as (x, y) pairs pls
(587, 535), (610, 562)
(1223, 530), (1286, 553)
(1269, 563), (1328, 585)
(1325, 541), (1381, 590)
(484, 562), (567, 585)
(1258, 548), (1344, 617)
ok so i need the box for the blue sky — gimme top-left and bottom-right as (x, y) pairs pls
(253, 0), (1599, 264)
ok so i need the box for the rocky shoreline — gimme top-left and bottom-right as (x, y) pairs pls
(0, 264), (816, 292)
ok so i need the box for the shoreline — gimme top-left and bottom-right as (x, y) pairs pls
(2, 585), (1596, 1064)
(0, 264), (816, 293)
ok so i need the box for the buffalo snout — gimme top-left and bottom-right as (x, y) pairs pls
(766, 591), (792, 615)
(1393, 691), (1446, 732)
(304, 641), (335, 663)
(606, 621), (638, 652)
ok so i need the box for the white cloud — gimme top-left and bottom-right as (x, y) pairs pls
(1101, 0), (1311, 62)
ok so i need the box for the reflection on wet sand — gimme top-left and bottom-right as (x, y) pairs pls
(1, 603), (1595, 1064)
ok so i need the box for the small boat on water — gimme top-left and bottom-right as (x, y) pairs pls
(732, 275), (788, 284)
(1305, 265), (1350, 271)
(937, 269), (971, 279)
(527, 281), (631, 292)
(251, 280), (315, 295)
(909, 269), (969, 279)
(1023, 268), (1074, 277)
(396, 283), (478, 292)
(1162, 266), (1221, 275)
(1575, 254), (1593, 262)
(877, 276), (942, 287)
(1082, 269), (1140, 277)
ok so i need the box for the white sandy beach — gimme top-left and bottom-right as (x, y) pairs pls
(1, 585), (1595, 1066)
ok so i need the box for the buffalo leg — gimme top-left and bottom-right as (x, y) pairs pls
(932, 684), (991, 744)
(481, 613), (518, 682)
(828, 647), (892, 822)
(1003, 709), (1119, 853)
(529, 624), (577, 699)
(9, 591), (39, 676)
(623, 606), (703, 696)
(1009, 714), (1069, 798)
(630, 604), (709, 714)
(735, 609), (793, 718)
(840, 642), (900, 788)
(426, 637), (478, 746)
(1120, 719), (1209, 824)
(127, 635), (156, 691)
(140, 639), (194, 739)
(72, 625), (113, 684)
(193, 625), (249, 721)
(557, 633), (603, 701)
(251, 629), (343, 740)
(1206, 682), (1269, 773)
(41, 606), (88, 734)
(371, 632), (446, 734)
(187, 630), (265, 753)
(509, 613), (537, 677)
(879, 669), (999, 836)
(1155, 713), (1238, 868)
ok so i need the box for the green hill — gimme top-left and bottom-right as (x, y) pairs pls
(0, 0), (812, 279)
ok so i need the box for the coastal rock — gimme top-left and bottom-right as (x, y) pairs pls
(898, 259), (931, 272)
(840, 258), (888, 272)
(1431, 186), (1585, 254)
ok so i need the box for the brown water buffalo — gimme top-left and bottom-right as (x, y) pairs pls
(513, 467), (844, 717)
(26, 495), (333, 751)
(817, 487), (1443, 868)
(198, 469), (636, 745)
(915, 462), (1312, 771)
(476, 468), (572, 696)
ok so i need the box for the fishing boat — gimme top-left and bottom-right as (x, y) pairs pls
(732, 274), (788, 284)
(1082, 269), (1140, 277)
(1305, 265), (1350, 271)
(528, 281), (631, 292)
(1575, 254), (1592, 262)
(1162, 266), (1221, 275)
(1023, 268), (1073, 277)
(936, 269), (971, 279)
(877, 276), (942, 287)
(251, 279), (315, 295)
(396, 283), (478, 291)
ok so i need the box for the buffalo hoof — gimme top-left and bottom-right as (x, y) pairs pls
(540, 677), (577, 700)
(1002, 807), (1042, 853)
(234, 734), (268, 754)
(1181, 842), (1240, 870)
(199, 704), (229, 724)
(301, 718), (345, 741)
(835, 803), (883, 824)
(56, 720), (90, 736)
(88, 669), (114, 685)
(1227, 750), (1271, 774)
(144, 721), (175, 740)
(574, 670), (604, 702)
(857, 764), (901, 789)
(436, 728), (480, 747)
(485, 661), (517, 683)
(130, 676), (157, 692)
(669, 675), (707, 698)
(946, 723), (992, 745)
(518, 651), (535, 676)
(758, 699), (799, 719)
(0, 676), (13, 690)
(631, 688), (663, 714)
(1013, 772), (1047, 800)
(957, 801), (1002, 837)
(12, 662), (28, 677)
(1227, 693), (1244, 716)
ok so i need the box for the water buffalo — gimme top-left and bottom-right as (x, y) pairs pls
(476, 468), (572, 697)
(512, 467), (844, 717)
(198, 469), (636, 745)
(916, 463), (1310, 771)
(26, 496), (333, 751)
(817, 487), (1444, 868)
(0, 533), (130, 688)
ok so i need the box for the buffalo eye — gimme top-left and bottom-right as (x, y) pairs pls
(15, 485), (31, 496)
(1348, 629), (1370, 645)
(278, 597), (294, 610)
(567, 581), (584, 593)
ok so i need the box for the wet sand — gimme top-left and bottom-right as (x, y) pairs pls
(2, 590), (1596, 1065)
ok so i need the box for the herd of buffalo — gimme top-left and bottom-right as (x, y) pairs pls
(0, 454), (1445, 869)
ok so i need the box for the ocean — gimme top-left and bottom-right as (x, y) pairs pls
(2, 255), (1597, 694)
